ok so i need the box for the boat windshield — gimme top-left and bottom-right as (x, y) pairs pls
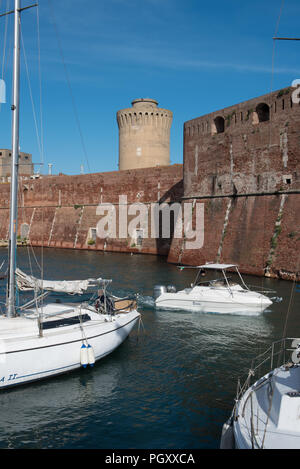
(180, 263), (250, 291)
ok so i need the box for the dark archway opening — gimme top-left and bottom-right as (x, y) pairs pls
(214, 116), (225, 133)
(256, 103), (270, 122)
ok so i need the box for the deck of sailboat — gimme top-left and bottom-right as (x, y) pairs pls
(0, 303), (115, 339)
(234, 365), (300, 448)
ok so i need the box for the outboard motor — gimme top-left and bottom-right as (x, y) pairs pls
(167, 285), (176, 293)
(153, 285), (167, 300)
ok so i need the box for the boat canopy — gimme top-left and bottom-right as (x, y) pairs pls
(179, 263), (238, 270)
(198, 263), (238, 270)
(15, 268), (111, 294)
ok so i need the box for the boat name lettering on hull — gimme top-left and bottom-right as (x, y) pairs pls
(0, 373), (18, 383)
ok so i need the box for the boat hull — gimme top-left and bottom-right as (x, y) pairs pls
(155, 290), (272, 314)
(0, 308), (140, 389)
(221, 364), (300, 449)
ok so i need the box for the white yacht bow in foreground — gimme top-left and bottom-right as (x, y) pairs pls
(154, 263), (274, 314)
(221, 337), (300, 449)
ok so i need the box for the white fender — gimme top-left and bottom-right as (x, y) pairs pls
(80, 344), (88, 368)
(87, 344), (95, 366)
(291, 339), (300, 364)
(292, 347), (300, 364)
(220, 421), (235, 449)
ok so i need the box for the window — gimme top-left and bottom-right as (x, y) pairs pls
(135, 229), (144, 246)
(20, 223), (30, 239)
(283, 175), (292, 185)
(87, 227), (97, 244)
(90, 228), (97, 241)
(213, 116), (225, 133)
(256, 103), (270, 122)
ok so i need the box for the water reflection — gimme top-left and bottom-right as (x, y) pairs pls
(0, 248), (298, 448)
(0, 361), (119, 430)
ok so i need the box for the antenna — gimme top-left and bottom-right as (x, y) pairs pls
(273, 37), (300, 41)
(0, 3), (38, 18)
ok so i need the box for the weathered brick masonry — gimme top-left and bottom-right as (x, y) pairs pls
(0, 164), (183, 255)
(168, 86), (300, 280)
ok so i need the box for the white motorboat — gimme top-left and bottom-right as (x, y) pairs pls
(154, 263), (274, 314)
(220, 337), (300, 449)
(0, 0), (140, 390)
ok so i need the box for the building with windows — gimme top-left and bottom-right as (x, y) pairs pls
(0, 149), (34, 181)
(183, 86), (299, 197)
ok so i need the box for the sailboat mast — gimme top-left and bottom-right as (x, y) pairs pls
(7, 0), (21, 317)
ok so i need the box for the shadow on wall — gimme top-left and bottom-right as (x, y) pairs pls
(154, 179), (184, 255)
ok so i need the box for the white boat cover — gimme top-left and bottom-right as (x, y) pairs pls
(180, 263), (238, 270)
(198, 263), (237, 270)
(15, 268), (110, 294)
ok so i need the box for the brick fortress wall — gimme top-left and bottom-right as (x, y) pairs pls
(168, 86), (300, 280)
(0, 164), (183, 255)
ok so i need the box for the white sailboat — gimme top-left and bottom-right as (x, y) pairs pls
(0, 0), (140, 390)
(154, 263), (274, 314)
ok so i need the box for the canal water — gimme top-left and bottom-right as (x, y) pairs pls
(0, 248), (298, 449)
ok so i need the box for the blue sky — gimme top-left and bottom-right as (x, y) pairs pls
(0, 0), (299, 175)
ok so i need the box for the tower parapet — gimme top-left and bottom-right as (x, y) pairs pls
(117, 98), (173, 170)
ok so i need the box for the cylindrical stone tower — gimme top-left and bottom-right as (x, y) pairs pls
(117, 98), (173, 170)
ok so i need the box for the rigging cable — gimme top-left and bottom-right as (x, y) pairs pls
(270, 0), (285, 94)
(17, 4), (45, 312)
(260, 0), (285, 449)
(260, 0), (300, 448)
(237, 0), (299, 448)
(20, 28), (43, 159)
(0, 0), (10, 112)
(264, 0), (286, 278)
(45, 0), (104, 253)
(35, 3), (44, 303)
(46, 0), (92, 175)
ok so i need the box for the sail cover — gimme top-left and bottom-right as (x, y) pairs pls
(15, 268), (110, 294)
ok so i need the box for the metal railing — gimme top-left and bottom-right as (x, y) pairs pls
(250, 337), (299, 374)
(236, 337), (300, 401)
